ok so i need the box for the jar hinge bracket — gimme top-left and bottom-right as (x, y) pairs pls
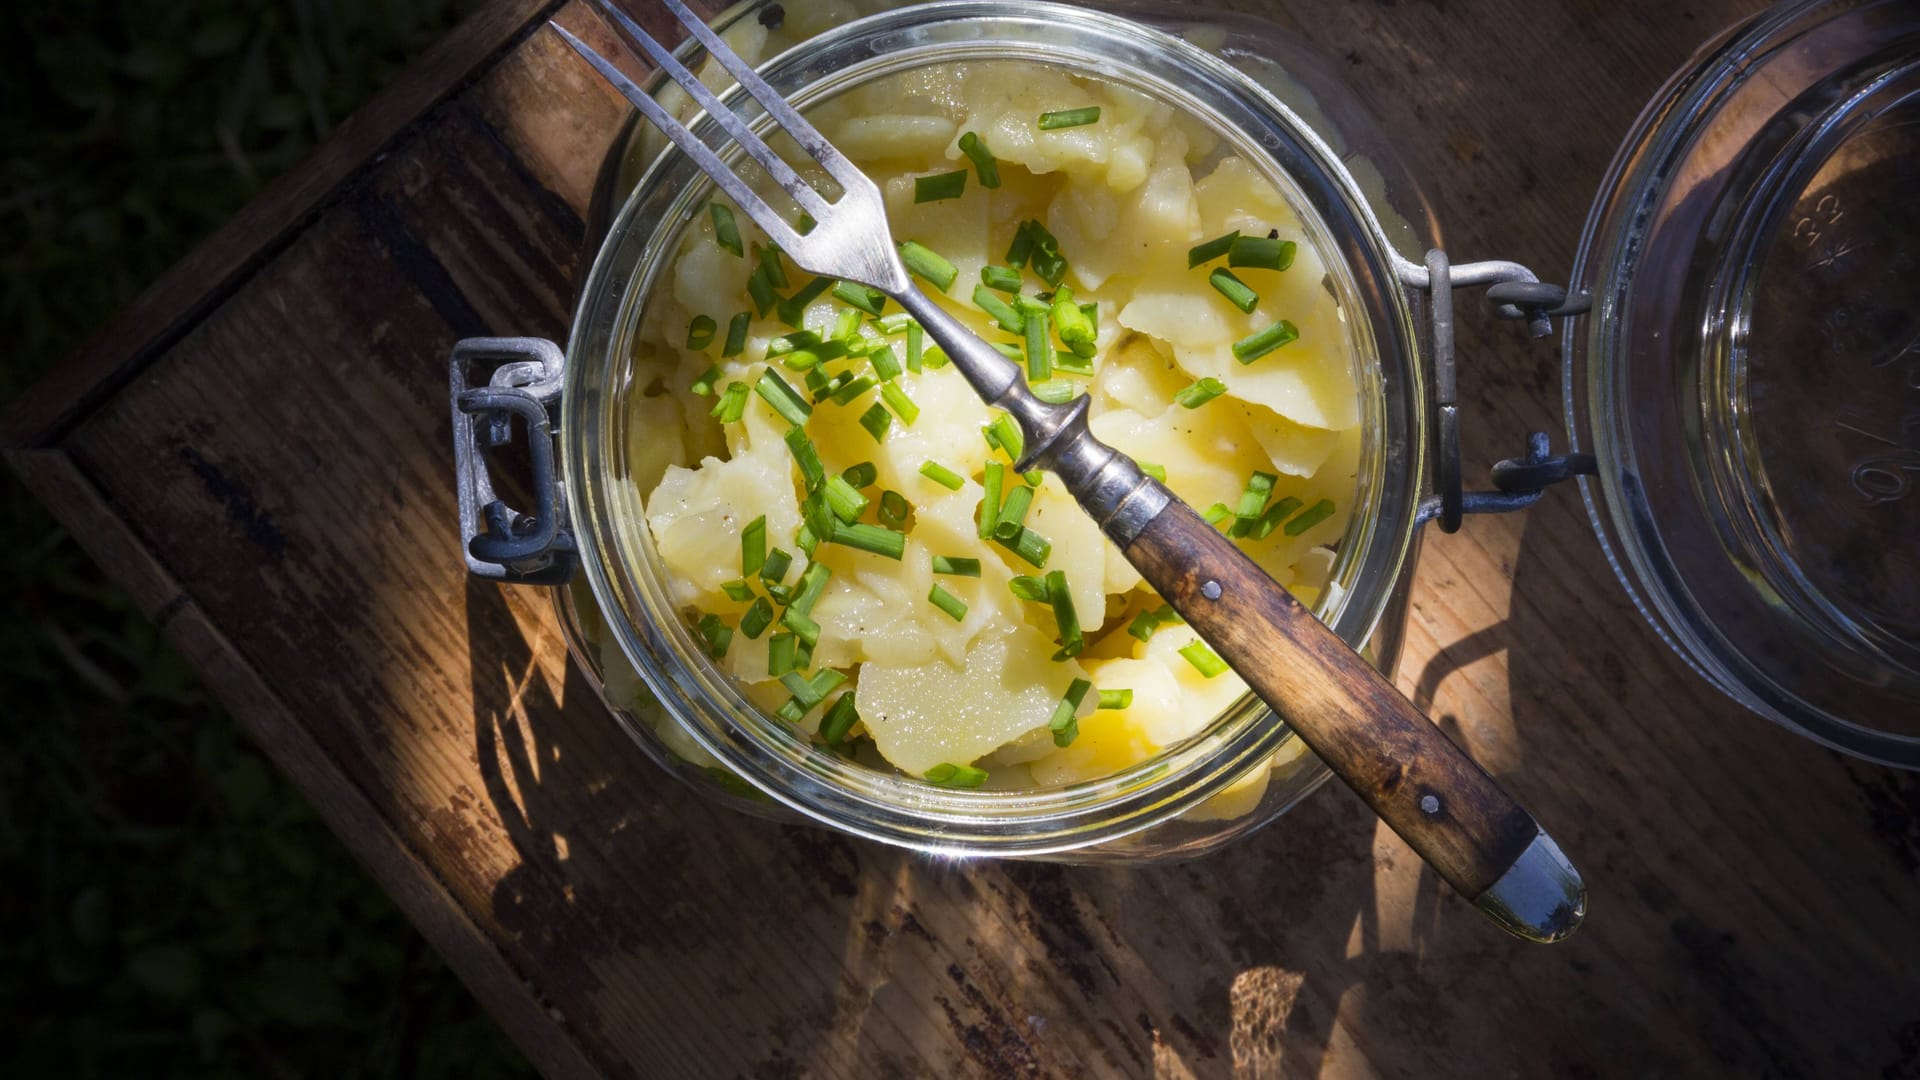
(450, 336), (578, 584)
(1401, 249), (1596, 533)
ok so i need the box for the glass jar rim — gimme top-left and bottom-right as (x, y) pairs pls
(563, 0), (1429, 852)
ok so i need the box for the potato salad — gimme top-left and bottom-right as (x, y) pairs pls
(626, 61), (1361, 808)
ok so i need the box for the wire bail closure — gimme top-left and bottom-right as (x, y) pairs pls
(1401, 249), (1596, 533)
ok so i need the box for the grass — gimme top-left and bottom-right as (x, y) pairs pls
(2, 1), (534, 1074)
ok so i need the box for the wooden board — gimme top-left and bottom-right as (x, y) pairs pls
(9, 1), (1919, 1076)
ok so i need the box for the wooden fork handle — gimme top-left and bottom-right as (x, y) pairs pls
(1123, 496), (1584, 939)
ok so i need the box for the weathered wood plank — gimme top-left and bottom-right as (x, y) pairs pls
(12, 0), (1920, 1077)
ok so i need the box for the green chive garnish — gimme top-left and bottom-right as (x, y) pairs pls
(1174, 377), (1227, 409)
(780, 606), (821, 648)
(1126, 603), (1182, 641)
(721, 578), (755, 602)
(819, 692), (860, 744)
(1179, 640), (1229, 678)
(919, 460), (965, 491)
(1284, 498), (1336, 536)
(1250, 496), (1303, 540)
(741, 515), (767, 577)
(785, 427), (826, 492)
(878, 490), (909, 529)
(995, 484), (1035, 533)
(832, 307), (862, 343)
(1006, 221), (1036, 268)
(795, 523), (820, 559)
(927, 583), (968, 622)
(711, 381), (749, 422)
(792, 562), (832, 615)
(870, 344), (902, 381)
(691, 363), (723, 396)
(1051, 285), (1096, 358)
(1097, 689), (1133, 710)
(831, 280), (887, 316)
(709, 203), (743, 257)
(958, 131), (1000, 188)
(995, 526), (1051, 568)
(914, 169), (968, 203)
(1044, 569), (1082, 658)
(979, 461), (1004, 538)
(1038, 106), (1101, 130)
(981, 264), (1022, 293)
(1209, 268), (1259, 314)
(1008, 575), (1049, 602)
(1139, 462), (1167, 483)
(1188, 230), (1239, 268)
(754, 242), (789, 288)
(899, 240), (958, 292)
(1203, 502), (1234, 527)
(827, 375), (878, 406)
(922, 345), (950, 369)
(830, 522), (906, 559)
(906, 321), (924, 372)
(825, 474), (869, 523)
(924, 763), (987, 788)
(767, 632), (797, 676)
(1030, 379), (1077, 404)
(1049, 678), (1092, 746)
(748, 266), (777, 316)
(776, 275), (834, 326)
(1233, 319), (1299, 364)
(858, 402), (892, 443)
(1024, 308), (1053, 380)
(739, 597), (775, 639)
(984, 414), (1023, 462)
(1235, 470), (1277, 522)
(842, 462), (878, 488)
(972, 285), (1025, 334)
(760, 547), (793, 586)
(755, 368), (812, 426)
(721, 311), (751, 357)
(881, 382), (919, 425)
(767, 329), (824, 356)
(932, 556), (982, 577)
(687, 315), (717, 350)
(1228, 235), (1296, 271)
(697, 613), (733, 658)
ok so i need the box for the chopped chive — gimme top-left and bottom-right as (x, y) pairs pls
(1052, 350), (1093, 377)
(1097, 689), (1133, 710)
(1174, 377), (1228, 409)
(1284, 498), (1336, 536)
(1202, 502), (1234, 527)
(1049, 678), (1092, 747)
(1139, 461), (1167, 483)
(972, 285), (1025, 334)
(747, 267), (777, 316)
(1019, 219), (1067, 286)
(776, 275), (834, 326)
(958, 131), (1001, 188)
(874, 312), (914, 334)
(906, 321), (924, 371)
(1209, 268), (1259, 314)
(832, 307), (863, 342)
(992, 342), (1025, 361)
(755, 369), (813, 425)
(795, 522), (820, 559)
(767, 632), (797, 676)
(858, 402), (893, 443)
(914, 169), (968, 203)
(1051, 285), (1096, 358)
(830, 522), (906, 559)
(739, 597), (775, 639)
(927, 583), (968, 622)
(741, 516), (767, 576)
(760, 547), (793, 586)
(696, 613), (733, 658)
(1038, 106), (1101, 130)
(754, 242), (789, 288)
(1024, 308), (1053, 379)
(1179, 640), (1229, 678)
(801, 487), (837, 546)
(996, 484), (1035, 532)
(1250, 496), (1303, 540)
(1024, 469), (1045, 488)
(919, 460), (965, 490)
(932, 556), (982, 577)
(843, 334), (881, 358)
(1228, 235), (1296, 271)
(922, 345), (950, 369)
(819, 692), (860, 744)
(880, 382), (919, 425)
(721, 578), (756, 602)
(785, 427), (826, 492)
(794, 564), (833, 616)
(878, 490), (910, 529)
(984, 414), (1024, 462)
(827, 375), (878, 406)
(870, 344), (902, 381)
(797, 211), (817, 235)
(995, 526), (1051, 568)
(824, 474), (870, 523)
(899, 240), (958, 292)
(979, 461), (1004, 538)
(1030, 379), (1078, 404)
(712, 381), (750, 422)
(765, 582), (794, 606)
(690, 363), (723, 396)
(831, 280), (888, 316)
(842, 461), (878, 488)
(1013, 293), (1050, 318)
(1233, 319), (1299, 364)
(1005, 221), (1036, 268)
(686, 315), (717, 349)
(1008, 575), (1049, 602)
(709, 203), (743, 256)
(785, 669), (845, 712)
(1127, 603), (1183, 641)
(1188, 230), (1239, 268)
(981, 264), (1023, 293)
(1044, 569), (1083, 658)
(924, 762), (988, 788)
(781, 606), (821, 648)
(1235, 470), (1278, 522)
(767, 330), (822, 358)
(721, 311), (751, 357)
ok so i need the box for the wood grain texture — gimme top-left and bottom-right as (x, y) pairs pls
(11, 0), (1920, 1077)
(1123, 494), (1538, 901)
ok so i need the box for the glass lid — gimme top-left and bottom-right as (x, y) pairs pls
(1567, 0), (1920, 766)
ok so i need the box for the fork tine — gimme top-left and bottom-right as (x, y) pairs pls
(589, 0), (832, 224)
(656, 0), (872, 193)
(549, 23), (806, 249)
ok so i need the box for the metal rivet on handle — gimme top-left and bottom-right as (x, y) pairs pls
(1202, 580), (1222, 600)
(1420, 794), (1441, 815)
